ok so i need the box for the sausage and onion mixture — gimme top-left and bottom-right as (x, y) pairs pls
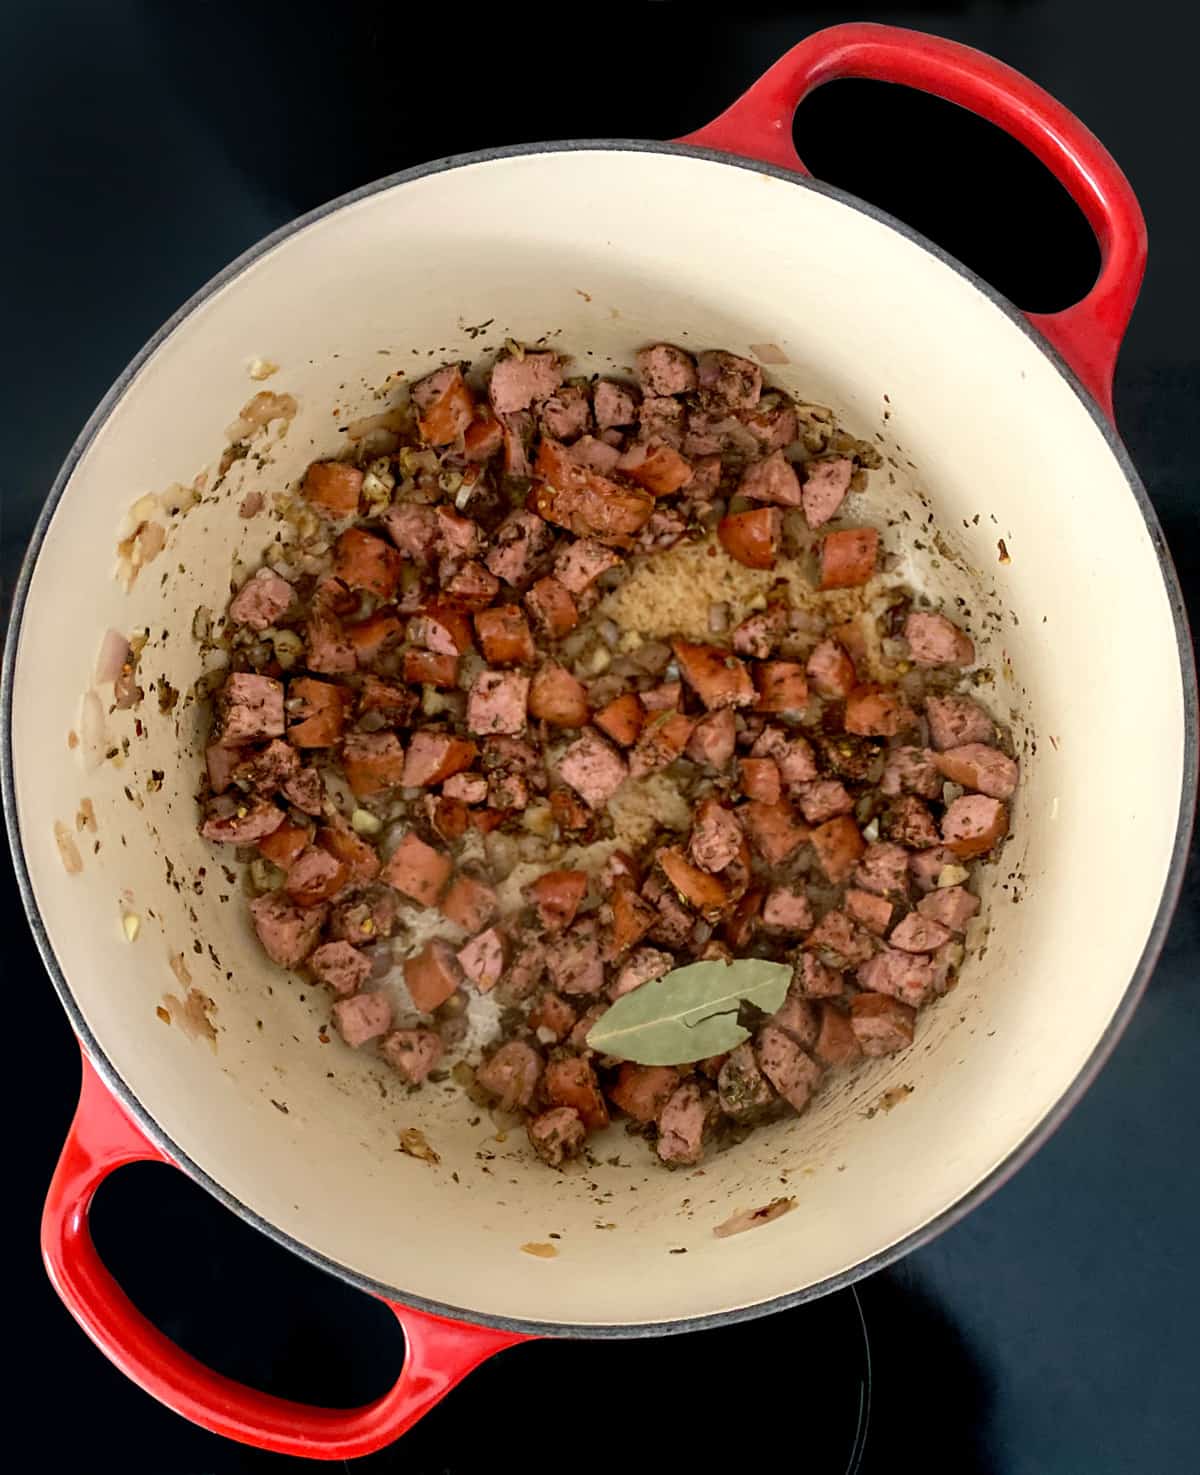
(199, 342), (1017, 1169)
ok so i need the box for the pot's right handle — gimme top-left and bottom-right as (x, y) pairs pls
(42, 1051), (527, 1460)
(677, 22), (1147, 422)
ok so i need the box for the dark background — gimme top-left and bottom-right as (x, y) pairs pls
(4, 2), (1198, 1471)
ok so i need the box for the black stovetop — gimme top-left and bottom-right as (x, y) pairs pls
(4, 3), (1198, 1471)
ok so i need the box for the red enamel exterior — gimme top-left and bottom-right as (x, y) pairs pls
(678, 22), (1147, 422)
(42, 1051), (527, 1461)
(40, 23), (1146, 1456)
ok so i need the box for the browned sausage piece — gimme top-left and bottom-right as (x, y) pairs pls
(805, 910), (875, 969)
(718, 1044), (776, 1122)
(467, 670), (531, 736)
(844, 684), (917, 738)
(697, 350), (762, 410)
(475, 606), (536, 665)
(489, 350), (562, 414)
(718, 507), (781, 569)
(594, 379), (640, 429)
(200, 798), (285, 845)
(524, 575), (579, 639)
(401, 732), (478, 788)
(545, 1055), (609, 1130)
(611, 947), (673, 999)
(609, 1064), (680, 1123)
(440, 874), (499, 934)
(917, 886), (980, 934)
(739, 757), (781, 803)
(229, 569), (295, 631)
(850, 992), (917, 1056)
(795, 780), (854, 824)
(857, 948), (935, 1007)
(845, 887), (894, 937)
(476, 1040), (542, 1110)
(658, 847), (729, 920)
(558, 728), (628, 809)
(925, 693), (996, 751)
(309, 941), (371, 996)
(303, 461), (362, 516)
(884, 796), (942, 849)
(380, 1028), (444, 1085)
(672, 639), (755, 710)
(942, 795), (1008, 858)
(341, 731), (406, 798)
(933, 744), (1019, 800)
(881, 746), (942, 799)
(404, 939), (464, 1012)
(552, 537), (622, 594)
(636, 343), (698, 395)
(657, 1082), (708, 1164)
(689, 797), (743, 873)
(797, 954), (844, 998)
(732, 604), (788, 659)
(457, 926), (507, 992)
(381, 832), (452, 907)
(771, 990), (818, 1048)
(528, 1107), (587, 1167)
(801, 457), (853, 529)
(333, 528), (402, 600)
(529, 662), (590, 727)
(810, 814), (866, 883)
(754, 661), (809, 713)
(761, 886), (814, 936)
(739, 449), (803, 506)
(525, 869), (588, 933)
(629, 711), (696, 778)
(905, 611), (975, 667)
(594, 692), (646, 747)
(384, 503), (439, 562)
(546, 919), (605, 996)
(819, 527), (878, 589)
(889, 912), (955, 953)
(249, 893), (329, 968)
(814, 1003), (861, 1066)
(686, 707), (738, 767)
(741, 801), (810, 865)
(218, 673), (285, 746)
(756, 1024), (821, 1113)
(485, 510), (554, 587)
(806, 638), (858, 699)
(284, 847), (348, 906)
(332, 993), (393, 1048)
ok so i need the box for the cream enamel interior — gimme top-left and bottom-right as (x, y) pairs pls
(10, 148), (1186, 1328)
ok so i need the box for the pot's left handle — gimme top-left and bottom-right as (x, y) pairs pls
(42, 1051), (527, 1460)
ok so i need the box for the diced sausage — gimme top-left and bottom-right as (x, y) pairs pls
(717, 1044), (776, 1122)
(658, 847), (728, 919)
(444, 560), (501, 609)
(529, 991), (578, 1043)
(442, 771), (487, 804)
(739, 397), (799, 452)
(942, 796), (1008, 858)
(532, 463), (656, 547)
(500, 410), (534, 476)
(200, 797), (285, 845)
(524, 576), (579, 639)
(328, 887), (398, 945)
(881, 746), (942, 799)
(476, 1040), (542, 1110)
(285, 846), (348, 906)
(795, 780), (854, 824)
(333, 528), (402, 599)
(642, 875), (696, 949)
(672, 639), (754, 710)
(756, 1024), (821, 1113)
(925, 693), (995, 751)
(850, 993), (916, 1056)
(857, 948), (935, 1007)
(281, 766), (325, 815)
(546, 919), (605, 996)
(549, 786), (592, 832)
(258, 820), (310, 871)
(594, 379), (641, 429)
(526, 869), (588, 932)
(751, 726), (819, 786)
(884, 796), (941, 849)
(905, 611), (975, 667)
(718, 507), (781, 569)
(637, 395), (686, 448)
(609, 1064), (680, 1123)
(814, 1003), (861, 1066)
(641, 683), (682, 714)
(544, 1055), (609, 1130)
(616, 439), (694, 497)
(384, 502), (438, 563)
(413, 364), (475, 446)
(569, 435), (622, 474)
(381, 831), (452, 906)
(489, 351), (562, 414)
(611, 946), (673, 1000)
(540, 385), (592, 442)
(435, 506), (483, 561)
(797, 953), (843, 998)
(810, 814), (865, 883)
(404, 939), (464, 1012)
(229, 569), (294, 631)
(686, 453), (723, 501)
(909, 846), (959, 894)
(528, 1107), (587, 1167)
(341, 731), (406, 798)
(697, 350), (761, 409)
(305, 601), (356, 676)
(933, 744), (1019, 801)
(738, 449), (802, 506)
(761, 886), (814, 936)
(440, 873), (499, 934)
(845, 887), (893, 936)
(771, 989), (819, 1048)
(606, 883), (657, 958)
(303, 461), (362, 516)
(722, 887), (764, 949)
(346, 610), (404, 666)
(309, 940), (372, 996)
(805, 909), (875, 969)
(401, 732), (477, 788)
(457, 927), (507, 992)
(754, 661), (809, 713)
(741, 801), (810, 865)
(474, 606), (535, 665)
(487, 769), (528, 808)
(467, 670), (531, 736)
(739, 756), (781, 803)
(463, 408), (505, 462)
(657, 1082), (708, 1164)
(552, 537), (621, 594)
(218, 673), (285, 745)
(409, 600), (474, 656)
(844, 685), (917, 738)
(732, 605), (788, 660)
(806, 638), (858, 699)
(205, 741), (244, 795)
(636, 343), (698, 396)
(317, 814), (382, 885)
(594, 691), (645, 747)
(917, 885), (980, 934)
(689, 798), (742, 873)
(332, 992), (393, 1048)
(485, 510), (554, 587)
(686, 707), (737, 766)
(629, 710), (696, 778)
(558, 728), (628, 808)
(380, 1028), (444, 1085)
(529, 662), (590, 727)
(405, 648), (459, 687)
(890, 912), (954, 953)
(819, 527), (878, 589)
(801, 456), (853, 528)
(249, 892), (328, 967)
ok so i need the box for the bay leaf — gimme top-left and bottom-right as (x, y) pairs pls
(586, 959), (791, 1065)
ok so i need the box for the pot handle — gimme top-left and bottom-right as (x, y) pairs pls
(42, 1051), (527, 1460)
(676, 21), (1146, 421)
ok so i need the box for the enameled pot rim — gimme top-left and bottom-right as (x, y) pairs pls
(4, 138), (1196, 1339)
